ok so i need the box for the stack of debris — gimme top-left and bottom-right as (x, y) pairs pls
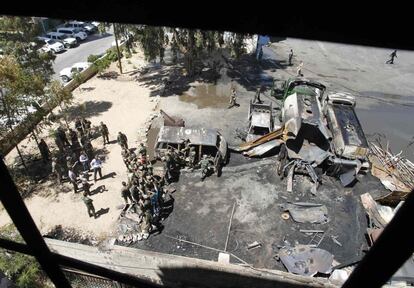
(369, 141), (414, 204)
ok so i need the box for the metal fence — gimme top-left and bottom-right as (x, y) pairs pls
(63, 268), (135, 288)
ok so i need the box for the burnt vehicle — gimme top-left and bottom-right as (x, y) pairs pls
(273, 78), (369, 187)
(246, 100), (274, 142)
(154, 126), (228, 174)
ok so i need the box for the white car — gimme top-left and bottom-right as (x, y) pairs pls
(44, 32), (77, 48)
(37, 38), (65, 54)
(57, 27), (88, 41)
(65, 21), (97, 34)
(59, 62), (91, 82)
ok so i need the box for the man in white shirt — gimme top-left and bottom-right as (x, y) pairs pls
(90, 156), (103, 182)
(68, 168), (78, 193)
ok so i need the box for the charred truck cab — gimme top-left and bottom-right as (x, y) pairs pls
(246, 100), (274, 142)
(154, 126), (228, 173)
(274, 78), (369, 188)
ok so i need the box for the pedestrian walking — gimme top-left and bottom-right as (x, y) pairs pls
(90, 156), (103, 182)
(228, 87), (239, 109)
(288, 49), (294, 66)
(51, 157), (62, 184)
(253, 86), (263, 104)
(386, 50), (397, 64)
(296, 61), (304, 77)
(82, 180), (91, 195)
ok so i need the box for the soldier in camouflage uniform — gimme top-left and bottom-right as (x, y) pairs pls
(82, 192), (96, 218)
(121, 181), (133, 204)
(199, 154), (213, 181)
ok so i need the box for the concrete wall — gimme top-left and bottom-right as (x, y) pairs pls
(45, 238), (337, 288)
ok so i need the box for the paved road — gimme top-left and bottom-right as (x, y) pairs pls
(264, 39), (414, 160)
(52, 32), (115, 78)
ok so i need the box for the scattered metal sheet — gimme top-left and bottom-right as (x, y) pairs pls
(279, 202), (328, 224)
(242, 139), (282, 157)
(279, 245), (334, 277)
(234, 126), (284, 152)
(247, 241), (262, 250)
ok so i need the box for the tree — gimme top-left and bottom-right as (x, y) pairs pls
(0, 55), (46, 172)
(0, 16), (55, 83)
(47, 80), (73, 128)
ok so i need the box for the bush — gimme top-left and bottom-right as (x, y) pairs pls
(87, 54), (100, 63)
(0, 225), (46, 288)
(106, 48), (122, 62)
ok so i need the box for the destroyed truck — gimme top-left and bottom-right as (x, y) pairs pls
(275, 78), (369, 187)
(246, 100), (274, 142)
(154, 126), (228, 174)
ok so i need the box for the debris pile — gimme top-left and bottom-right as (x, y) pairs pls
(369, 141), (414, 193)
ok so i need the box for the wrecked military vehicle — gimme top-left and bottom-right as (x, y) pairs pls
(278, 78), (369, 187)
(246, 100), (275, 142)
(154, 126), (228, 174)
(239, 78), (369, 188)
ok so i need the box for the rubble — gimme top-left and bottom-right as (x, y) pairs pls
(278, 244), (334, 277)
(279, 202), (329, 224)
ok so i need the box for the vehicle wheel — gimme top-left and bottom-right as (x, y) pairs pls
(61, 75), (70, 83)
(76, 37), (81, 42)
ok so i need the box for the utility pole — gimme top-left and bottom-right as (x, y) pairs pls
(113, 23), (123, 74)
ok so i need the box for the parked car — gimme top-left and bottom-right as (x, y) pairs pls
(43, 32), (77, 48)
(65, 21), (97, 34)
(56, 27), (88, 41)
(36, 38), (65, 54)
(59, 62), (91, 82)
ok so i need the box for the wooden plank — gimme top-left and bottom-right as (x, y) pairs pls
(360, 193), (388, 228)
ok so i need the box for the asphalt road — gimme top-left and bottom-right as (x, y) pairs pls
(52, 32), (115, 78)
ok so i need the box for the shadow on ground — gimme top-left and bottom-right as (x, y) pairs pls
(65, 101), (113, 121)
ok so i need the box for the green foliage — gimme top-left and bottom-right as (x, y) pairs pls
(106, 48), (120, 62)
(0, 225), (45, 288)
(87, 54), (100, 63)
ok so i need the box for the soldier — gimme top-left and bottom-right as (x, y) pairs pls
(75, 117), (84, 135)
(54, 135), (64, 152)
(84, 141), (94, 161)
(139, 194), (152, 240)
(51, 157), (62, 184)
(117, 132), (128, 149)
(121, 148), (130, 166)
(121, 181), (133, 204)
(130, 181), (140, 203)
(186, 146), (196, 169)
(288, 49), (294, 66)
(82, 180), (91, 195)
(56, 126), (71, 147)
(138, 143), (147, 156)
(228, 87), (239, 109)
(253, 86), (263, 104)
(68, 168), (78, 193)
(199, 154), (213, 181)
(386, 50), (397, 64)
(81, 192), (96, 218)
(69, 129), (81, 157)
(38, 138), (50, 163)
(296, 61), (304, 77)
(99, 121), (110, 145)
(83, 119), (92, 138)
(180, 139), (191, 157)
(162, 155), (172, 184)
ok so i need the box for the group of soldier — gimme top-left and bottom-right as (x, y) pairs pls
(46, 117), (111, 219)
(118, 137), (164, 240)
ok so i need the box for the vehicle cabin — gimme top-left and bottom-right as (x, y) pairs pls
(282, 78), (326, 102)
(154, 126), (228, 169)
(246, 100), (274, 142)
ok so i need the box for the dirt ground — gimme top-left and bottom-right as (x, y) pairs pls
(0, 51), (159, 237)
